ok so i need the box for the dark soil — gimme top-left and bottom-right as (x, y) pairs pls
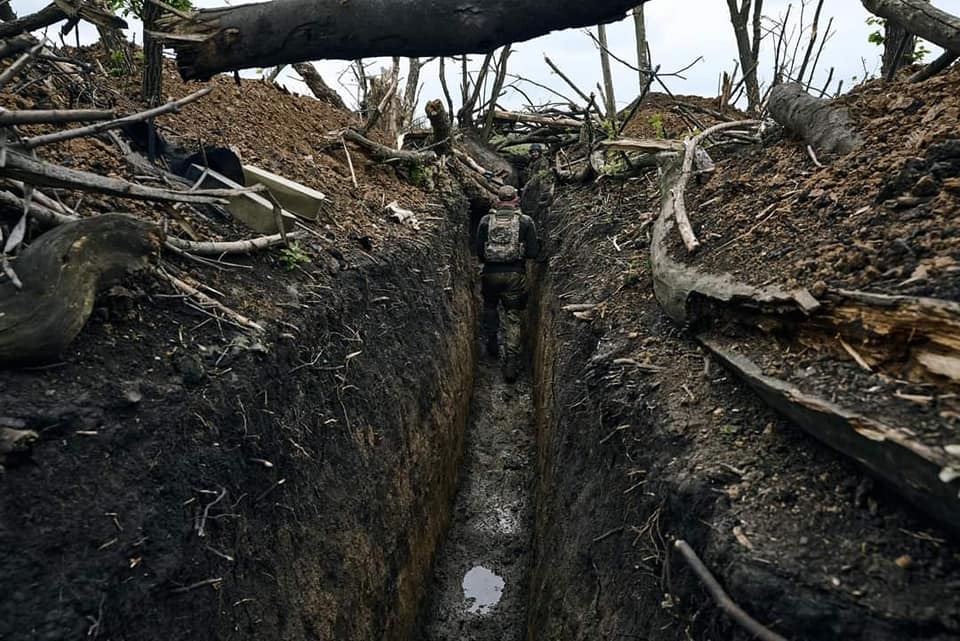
(418, 357), (535, 641)
(675, 64), (960, 301)
(0, 47), (480, 641)
(527, 175), (960, 641)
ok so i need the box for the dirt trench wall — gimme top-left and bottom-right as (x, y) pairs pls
(0, 194), (476, 641)
(525, 178), (960, 641)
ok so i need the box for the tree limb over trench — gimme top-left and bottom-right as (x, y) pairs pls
(649, 150), (960, 537)
(0, 214), (161, 365)
(152, 0), (651, 80)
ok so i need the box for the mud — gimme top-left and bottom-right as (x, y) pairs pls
(417, 328), (535, 640)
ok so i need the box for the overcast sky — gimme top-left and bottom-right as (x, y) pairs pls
(13, 0), (960, 116)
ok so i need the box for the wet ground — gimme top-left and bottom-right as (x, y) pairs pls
(417, 354), (535, 640)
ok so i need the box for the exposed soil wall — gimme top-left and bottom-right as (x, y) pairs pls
(526, 177), (960, 641)
(0, 192), (476, 641)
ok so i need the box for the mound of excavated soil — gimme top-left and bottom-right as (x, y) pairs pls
(678, 65), (960, 301)
(529, 174), (960, 641)
(3, 46), (433, 246)
(0, 45), (476, 641)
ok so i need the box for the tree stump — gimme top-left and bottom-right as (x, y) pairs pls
(0, 214), (162, 365)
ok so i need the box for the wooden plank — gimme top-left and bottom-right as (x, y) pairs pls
(189, 165), (297, 234)
(702, 337), (960, 537)
(242, 164), (327, 221)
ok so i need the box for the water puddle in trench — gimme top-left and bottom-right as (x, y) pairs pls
(417, 357), (535, 640)
(463, 566), (504, 614)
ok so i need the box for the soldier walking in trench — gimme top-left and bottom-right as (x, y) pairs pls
(476, 185), (540, 382)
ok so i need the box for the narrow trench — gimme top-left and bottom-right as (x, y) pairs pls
(414, 199), (538, 641)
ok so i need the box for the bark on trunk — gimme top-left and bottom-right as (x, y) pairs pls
(154, 0), (648, 80)
(767, 82), (863, 156)
(632, 4), (651, 83)
(881, 19), (917, 77)
(725, 0), (762, 113)
(862, 0), (960, 53)
(0, 214), (161, 365)
(292, 62), (347, 109)
(598, 24), (617, 121)
(141, 0), (163, 106)
(424, 99), (452, 155)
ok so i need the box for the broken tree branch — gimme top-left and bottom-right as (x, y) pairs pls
(861, 0), (960, 54)
(21, 86), (214, 149)
(0, 108), (115, 126)
(341, 128), (436, 165)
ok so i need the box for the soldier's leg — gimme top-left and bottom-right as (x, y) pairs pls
(479, 274), (502, 357)
(500, 273), (528, 381)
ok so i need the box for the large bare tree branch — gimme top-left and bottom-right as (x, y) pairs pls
(153, 0), (651, 80)
(861, 0), (960, 53)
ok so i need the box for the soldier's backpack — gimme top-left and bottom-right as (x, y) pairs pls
(484, 210), (523, 262)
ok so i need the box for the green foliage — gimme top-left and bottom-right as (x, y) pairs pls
(108, 49), (126, 76)
(278, 242), (312, 271)
(649, 113), (665, 139)
(599, 119), (618, 139)
(865, 17), (930, 63)
(406, 163), (428, 187)
(107, 0), (192, 19)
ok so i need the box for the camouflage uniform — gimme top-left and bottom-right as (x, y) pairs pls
(476, 186), (540, 381)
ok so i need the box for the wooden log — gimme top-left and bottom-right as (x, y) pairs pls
(491, 109), (583, 130)
(153, 0), (649, 80)
(702, 337), (960, 537)
(862, 0), (960, 54)
(650, 151), (818, 325)
(0, 150), (241, 205)
(341, 129), (436, 165)
(600, 138), (684, 153)
(0, 108), (115, 126)
(0, 4), (66, 39)
(0, 214), (161, 365)
(767, 82), (863, 156)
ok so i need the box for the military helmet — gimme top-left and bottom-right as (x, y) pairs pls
(498, 185), (518, 201)
(529, 143), (544, 153)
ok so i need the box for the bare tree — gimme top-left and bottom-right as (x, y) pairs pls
(725, 0), (764, 113)
(598, 23), (617, 120)
(632, 4), (652, 86)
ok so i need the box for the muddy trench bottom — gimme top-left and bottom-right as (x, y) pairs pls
(417, 347), (535, 641)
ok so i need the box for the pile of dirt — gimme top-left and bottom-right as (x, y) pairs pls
(0, 45), (478, 641)
(678, 64), (960, 301)
(527, 173), (960, 641)
(621, 92), (740, 139)
(3, 46), (435, 246)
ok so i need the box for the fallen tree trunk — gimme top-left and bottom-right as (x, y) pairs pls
(154, 0), (648, 80)
(702, 337), (960, 537)
(341, 129), (436, 165)
(491, 109), (583, 130)
(292, 62), (347, 110)
(0, 214), (161, 364)
(767, 82), (863, 156)
(861, 0), (960, 54)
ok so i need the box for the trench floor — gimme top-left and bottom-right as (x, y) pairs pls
(417, 353), (535, 641)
